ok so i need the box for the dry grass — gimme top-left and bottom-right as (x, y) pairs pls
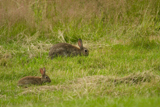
(1, 0), (158, 26)
(19, 71), (160, 97)
(1, 0), (160, 50)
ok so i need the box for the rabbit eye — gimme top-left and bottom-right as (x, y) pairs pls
(45, 76), (48, 79)
(84, 50), (87, 52)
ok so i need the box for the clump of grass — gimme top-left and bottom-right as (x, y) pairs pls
(0, 58), (8, 66)
(114, 71), (157, 83)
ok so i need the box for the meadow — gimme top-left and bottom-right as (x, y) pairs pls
(0, 0), (160, 106)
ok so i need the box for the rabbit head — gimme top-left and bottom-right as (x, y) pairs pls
(40, 67), (51, 83)
(78, 39), (89, 56)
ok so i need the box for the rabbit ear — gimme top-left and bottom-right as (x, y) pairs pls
(78, 39), (83, 50)
(40, 68), (45, 75)
(43, 67), (46, 72)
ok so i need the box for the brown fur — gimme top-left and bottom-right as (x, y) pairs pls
(17, 67), (51, 87)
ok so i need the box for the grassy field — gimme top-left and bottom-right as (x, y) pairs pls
(1, 0), (160, 107)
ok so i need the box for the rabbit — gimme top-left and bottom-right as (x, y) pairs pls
(49, 39), (89, 59)
(17, 67), (51, 87)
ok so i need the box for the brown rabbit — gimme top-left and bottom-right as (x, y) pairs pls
(49, 39), (89, 59)
(17, 67), (51, 87)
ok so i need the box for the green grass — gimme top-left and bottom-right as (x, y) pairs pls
(1, 45), (160, 107)
(1, 0), (160, 106)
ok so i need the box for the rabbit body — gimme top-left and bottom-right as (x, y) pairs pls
(49, 39), (89, 59)
(18, 67), (51, 87)
(18, 76), (42, 86)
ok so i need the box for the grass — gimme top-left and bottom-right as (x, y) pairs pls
(1, 0), (160, 106)
(1, 45), (160, 107)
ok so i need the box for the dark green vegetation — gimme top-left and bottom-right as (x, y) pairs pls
(0, 0), (160, 106)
